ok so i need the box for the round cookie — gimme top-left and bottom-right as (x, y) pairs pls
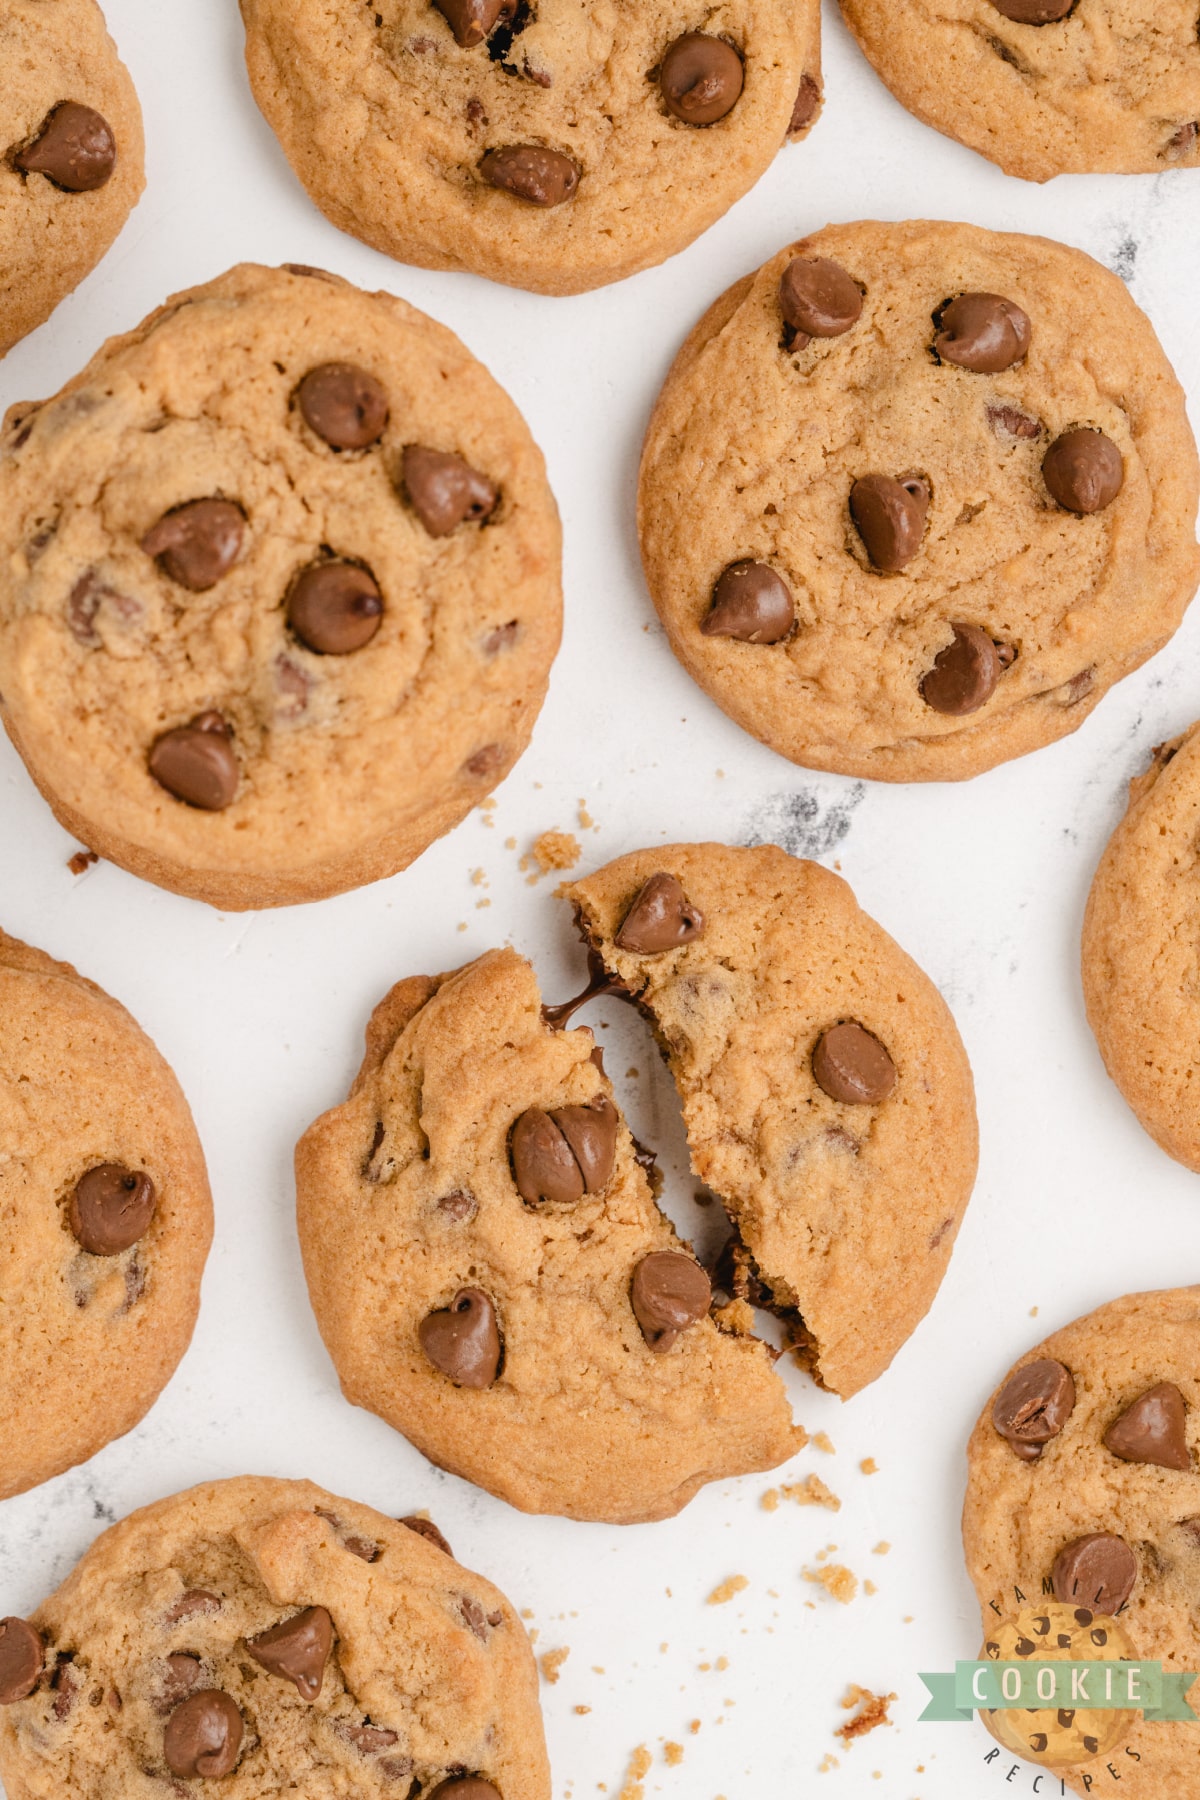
(238, 0), (822, 296)
(1082, 726), (1200, 1172)
(0, 1476), (549, 1800)
(838, 0), (1200, 182)
(0, 927), (211, 1501)
(296, 944), (805, 1525)
(0, 264), (561, 909)
(0, 0), (143, 357)
(638, 220), (1200, 782)
(964, 1289), (1200, 1797)
(564, 843), (978, 1397)
(981, 1602), (1136, 1769)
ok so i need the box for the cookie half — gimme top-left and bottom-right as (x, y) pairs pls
(0, 264), (562, 908)
(239, 1), (822, 296)
(0, 928), (211, 1500)
(964, 1289), (1200, 1795)
(1082, 726), (1200, 1171)
(638, 220), (1200, 781)
(0, 1476), (549, 1799)
(296, 945), (804, 1524)
(0, 0), (144, 356)
(839, 0), (1200, 182)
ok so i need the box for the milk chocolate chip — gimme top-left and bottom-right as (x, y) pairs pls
(511, 1097), (618, 1204)
(163, 1690), (244, 1779)
(419, 1289), (501, 1387)
(993, 1358), (1075, 1454)
(632, 1252), (712, 1353)
(435, 0), (516, 46)
(287, 562), (383, 655)
(812, 1023), (896, 1105)
(850, 475), (929, 571)
(428, 1782), (502, 1800)
(701, 562), (795, 643)
(934, 293), (1031, 373)
(659, 33), (744, 125)
(141, 501), (245, 592)
(159, 1655), (202, 1712)
(297, 364), (389, 450)
(0, 1619), (43, 1704)
(1052, 1535), (1136, 1614)
(400, 1516), (454, 1558)
(149, 713), (238, 811)
(480, 145), (580, 206)
(69, 1163), (156, 1255)
(403, 445), (498, 536)
(920, 623), (1002, 715)
(14, 102), (116, 191)
(989, 0), (1074, 18)
(788, 74), (822, 135)
(778, 258), (862, 343)
(1104, 1382), (1190, 1472)
(247, 1607), (333, 1700)
(615, 873), (705, 954)
(1043, 429), (1123, 513)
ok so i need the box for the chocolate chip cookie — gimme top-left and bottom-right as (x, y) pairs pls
(839, 0), (1200, 181)
(638, 220), (1200, 781)
(0, 928), (211, 1501)
(238, 1), (822, 296)
(1082, 724), (1200, 1172)
(0, 0), (143, 356)
(0, 1476), (549, 1800)
(964, 1289), (1200, 1795)
(0, 264), (561, 908)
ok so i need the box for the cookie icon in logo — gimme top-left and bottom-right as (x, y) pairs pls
(981, 1601), (1137, 1768)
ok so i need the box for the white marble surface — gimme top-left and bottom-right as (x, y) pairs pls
(3, 4), (1200, 1796)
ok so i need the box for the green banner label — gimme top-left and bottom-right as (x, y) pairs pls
(919, 1661), (1198, 1724)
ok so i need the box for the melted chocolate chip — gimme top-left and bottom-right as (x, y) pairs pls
(428, 1782), (502, 1800)
(0, 1619), (43, 1705)
(419, 1289), (501, 1387)
(920, 623), (1003, 715)
(400, 1516), (454, 1558)
(659, 33), (744, 125)
(993, 1358), (1075, 1450)
(541, 948), (636, 1027)
(934, 293), (1031, 373)
(163, 1690), (244, 1779)
(287, 561), (383, 655)
(1052, 1534), (1137, 1614)
(297, 364), (389, 450)
(615, 873), (705, 955)
(246, 1608), (333, 1701)
(464, 743), (506, 779)
(402, 445), (498, 536)
(511, 1098), (618, 1205)
(141, 501), (245, 592)
(701, 562), (795, 643)
(1043, 429), (1124, 513)
(149, 713), (238, 811)
(479, 145), (580, 206)
(165, 1591), (222, 1625)
(788, 74), (822, 136)
(987, 403), (1041, 440)
(340, 1721), (401, 1753)
(989, 0), (1074, 17)
(69, 1163), (156, 1256)
(850, 474), (929, 571)
(1104, 1382), (1190, 1472)
(812, 1023), (896, 1105)
(14, 102), (116, 191)
(632, 1252), (712, 1353)
(778, 257), (862, 344)
(159, 1655), (202, 1713)
(434, 0), (516, 46)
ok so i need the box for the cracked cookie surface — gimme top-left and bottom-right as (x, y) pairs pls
(638, 220), (1200, 781)
(0, 0), (143, 356)
(0, 264), (561, 908)
(0, 928), (211, 1501)
(238, 0), (821, 296)
(964, 1289), (1200, 1798)
(0, 1476), (549, 1800)
(839, 0), (1200, 181)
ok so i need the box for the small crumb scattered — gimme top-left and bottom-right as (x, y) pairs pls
(540, 1648), (570, 1685)
(578, 800), (596, 830)
(618, 1745), (652, 1800)
(1030, 1305), (1039, 1316)
(903, 1615), (914, 1623)
(812, 1431), (836, 1454)
(715, 1656), (728, 1672)
(456, 921), (467, 932)
(520, 1608), (534, 1620)
(664, 1743), (684, 1767)
(818, 1754), (840, 1773)
(860, 1458), (878, 1475)
(532, 829), (581, 874)
(575, 1705), (591, 1715)
(864, 1580), (878, 1596)
(688, 1721), (701, 1735)
(626, 1066), (639, 1079)
(707, 1574), (748, 1605)
(471, 867), (487, 886)
(592, 1666), (606, 1675)
(505, 835), (517, 850)
(804, 1564), (858, 1605)
(837, 1687), (897, 1744)
(528, 1628), (539, 1646)
(68, 849), (99, 876)
(873, 1542), (890, 1556)
(781, 1475), (841, 1512)
(761, 1489), (780, 1513)
(476, 898), (491, 909)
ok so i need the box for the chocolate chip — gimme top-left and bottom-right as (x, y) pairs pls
(812, 1023), (896, 1105)
(1052, 1534), (1137, 1614)
(165, 1591), (222, 1625)
(1043, 429), (1124, 513)
(464, 744), (506, 779)
(163, 1690), (244, 1779)
(511, 1099), (618, 1204)
(934, 293), (1031, 373)
(779, 258), (862, 345)
(701, 562), (795, 643)
(483, 621), (519, 655)
(987, 403), (1041, 440)
(287, 561), (383, 655)
(297, 364), (389, 450)
(435, 0), (515, 46)
(479, 144), (580, 206)
(428, 1782), (501, 1800)
(246, 1607), (333, 1701)
(1167, 121), (1199, 158)
(632, 1252), (712, 1353)
(920, 623), (1002, 715)
(550, 1097), (619, 1192)
(989, 0), (1074, 17)
(402, 445), (498, 537)
(419, 1289), (501, 1387)
(400, 1516), (454, 1558)
(340, 1722), (400, 1753)
(159, 1655), (202, 1712)
(437, 1190), (477, 1223)
(68, 1163), (156, 1255)
(149, 713), (238, 811)
(615, 873), (705, 955)
(1104, 1382), (1190, 1471)
(0, 1619), (43, 1704)
(788, 74), (821, 136)
(659, 33), (744, 125)
(1014, 1636), (1035, 1656)
(460, 1597), (488, 1639)
(141, 501), (245, 591)
(850, 474), (929, 572)
(14, 102), (116, 191)
(992, 1358), (1075, 1450)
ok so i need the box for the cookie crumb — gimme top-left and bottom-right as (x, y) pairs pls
(68, 848), (99, 875)
(618, 1746), (652, 1800)
(873, 1542), (890, 1555)
(864, 1579), (878, 1596)
(532, 829), (581, 874)
(804, 1564), (858, 1604)
(761, 1488), (780, 1512)
(715, 1656), (728, 1672)
(688, 1721), (700, 1734)
(456, 921), (468, 932)
(781, 1475), (840, 1512)
(836, 1686), (896, 1743)
(578, 800), (596, 830)
(860, 1457), (878, 1475)
(505, 835), (517, 850)
(471, 867), (487, 886)
(1030, 1305), (1039, 1316)
(664, 1743), (683, 1766)
(575, 1705), (591, 1715)
(540, 1647), (570, 1685)
(818, 1754), (840, 1773)
(812, 1431), (835, 1454)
